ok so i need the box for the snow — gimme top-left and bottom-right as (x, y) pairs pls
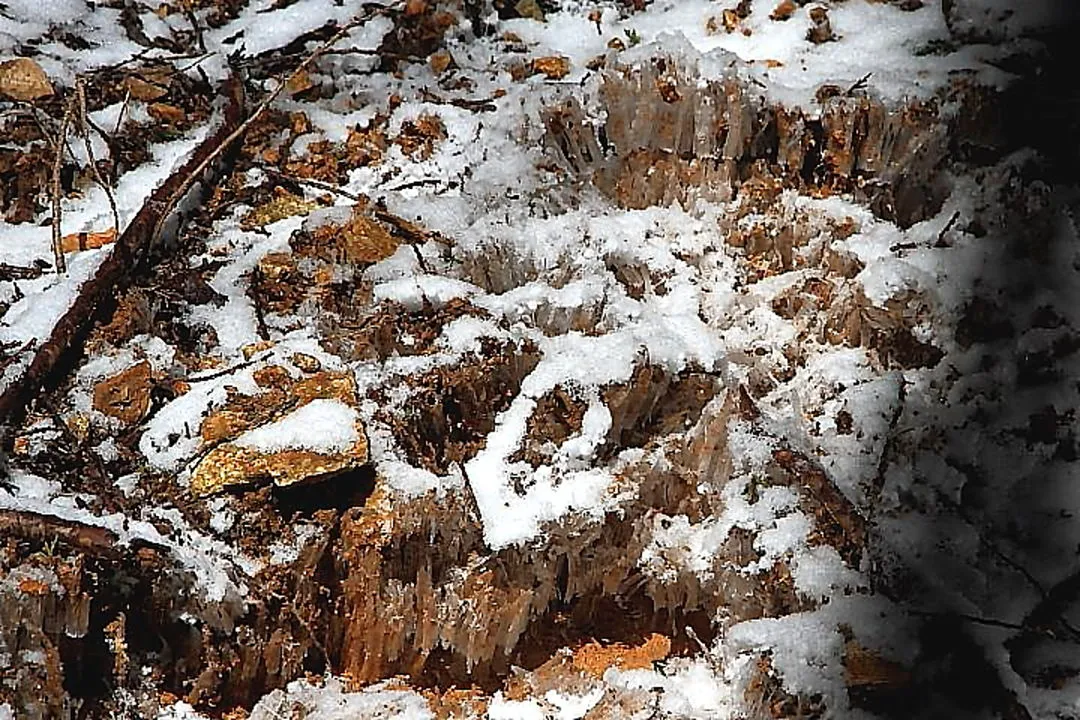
(247, 677), (434, 720)
(507, 0), (1012, 107)
(189, 218), (299, 353)
(235, 398), (360, 455)
(487, 693), (546, 720)
(544, 688), (605, 720)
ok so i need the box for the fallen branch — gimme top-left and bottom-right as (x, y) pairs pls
(0, 79), (246, 434)
(0, 508), (121, 559)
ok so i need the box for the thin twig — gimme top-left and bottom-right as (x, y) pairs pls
(934, 210), (961, 248)
(112, 89), (131, 137)
(76, 78), (121, 235)
(50, 99), (74, 274)
(262, 167), (364, 202)
(846, 72), (873, 96)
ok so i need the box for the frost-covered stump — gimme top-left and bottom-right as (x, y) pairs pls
(0, 0), (1072, 716)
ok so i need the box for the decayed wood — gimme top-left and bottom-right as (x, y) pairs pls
(0, 78), (246, 436)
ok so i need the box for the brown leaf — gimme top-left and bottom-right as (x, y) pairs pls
(286, 69), (316, 96)
(147, 102), (186, 125)
(240, 190), (317, 230)
(770, 0), (797, 20)
(0, 58), (54, 101)
(17, 578), (51, 596)
(429, 50), (455, 76)
(123, 75), (168, 102)
(93, 361), (153, 425)
(722, 8), (740, 32)
(843, 641), (912, 689)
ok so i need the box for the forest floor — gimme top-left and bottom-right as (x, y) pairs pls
(0, 0), (1078, 718)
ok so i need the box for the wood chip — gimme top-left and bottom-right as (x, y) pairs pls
(531, 55), (571, 80)
(190, 424), (368, 495)
(572, 634), (671, 677)
(60, 228), (118, 254)
(843, 641), (912, 689)
(147, 102), (186, 125)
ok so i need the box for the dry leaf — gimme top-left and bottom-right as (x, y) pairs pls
(147, 102), (186, 125)
(291, 352), (322, 373)
(60, 228), (117, 253)
(770, 0), (797, 20)
(722, 8), (740, 32)
(18, 578), (51, 596)
(93, 361), (153, 425)
(394, 113), (446, 160)
(240, 190), (318, 229)
(429, 50), (454, 76)
(241, 340), (276, 360)
(286, 69), (315, 96)
(515, 0), (545, 21)
(0, 57), (54, 101)
(123, 75), (168, 102)
(337, 214), (399, 264)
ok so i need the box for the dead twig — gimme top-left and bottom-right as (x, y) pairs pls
(934, 210), (961, 248)
(0, 81), (246, 437)
(262, 167), (364, 202)
(50, 99), (73, 274)
(75, 77), (121, 235)
(846, 72), (873, 96)
(0, 263), (45, 281)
